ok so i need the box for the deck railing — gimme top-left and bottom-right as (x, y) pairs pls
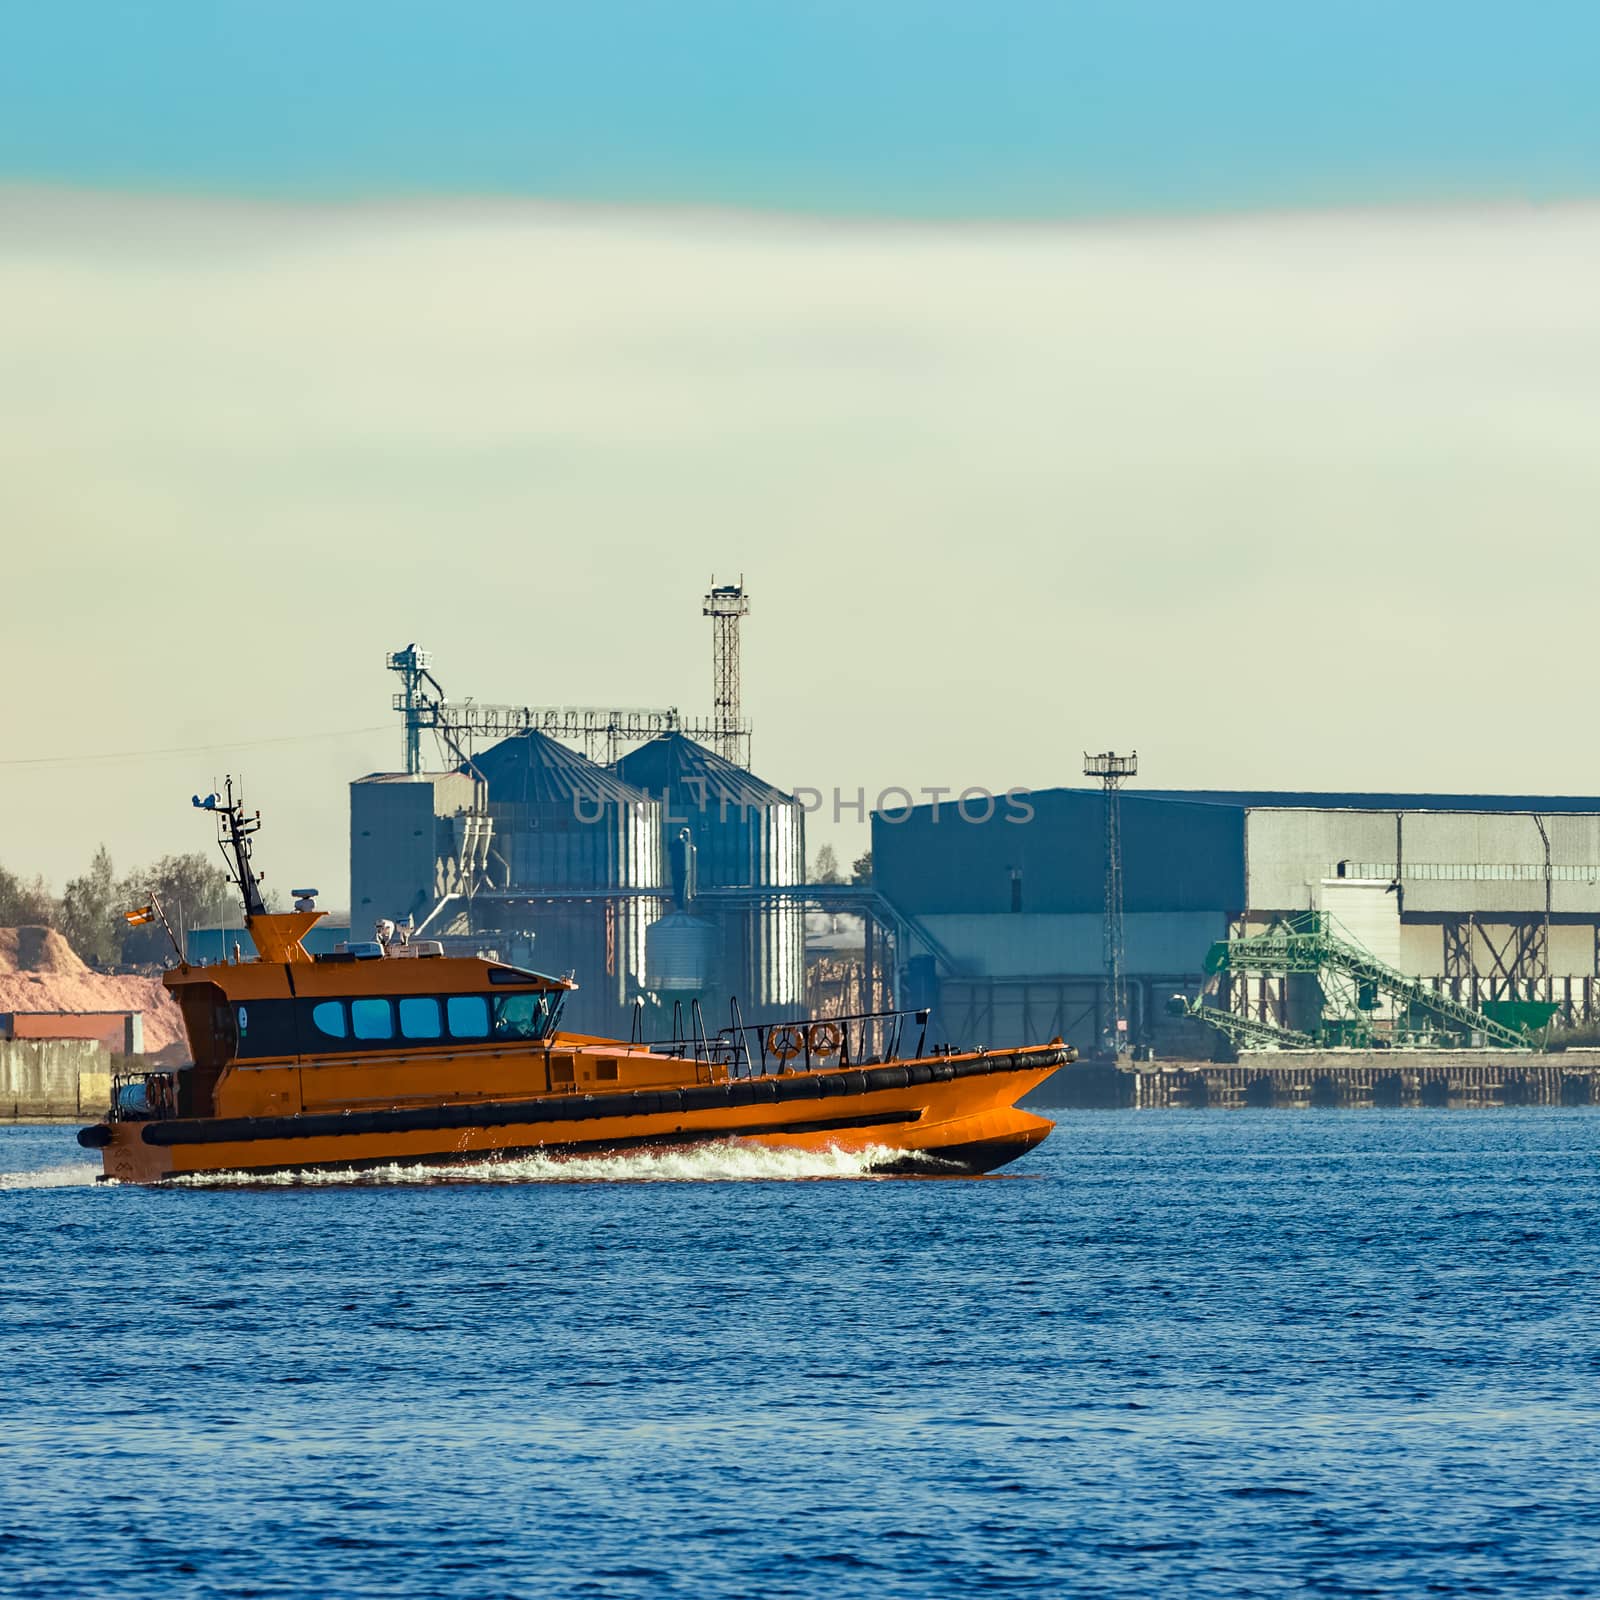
(641, 1001), (932, 1079)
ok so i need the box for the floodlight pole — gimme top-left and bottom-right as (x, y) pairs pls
(1084, 751), (1138, 1056)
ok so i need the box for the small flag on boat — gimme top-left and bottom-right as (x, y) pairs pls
(123, 904), (156, 927)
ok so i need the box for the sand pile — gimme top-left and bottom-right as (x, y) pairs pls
(0, 926), (189, 1056)
(0, 926), (85, 978)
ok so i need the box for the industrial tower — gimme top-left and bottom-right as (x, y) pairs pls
(1084, 750), (1138, 1054)
(703, 578), (750, 766)
(386, 643), (436, 775)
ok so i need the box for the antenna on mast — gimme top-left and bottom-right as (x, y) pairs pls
(194, 776), (268, 919)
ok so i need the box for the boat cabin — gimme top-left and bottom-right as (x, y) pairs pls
(167, 942), (570, 1070)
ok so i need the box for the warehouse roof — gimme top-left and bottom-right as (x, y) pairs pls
(877, 788), (1600, 829)
(1099, 789), (1600, 815)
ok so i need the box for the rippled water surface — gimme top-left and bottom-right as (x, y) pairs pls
(4, 1110), (1599, 1598)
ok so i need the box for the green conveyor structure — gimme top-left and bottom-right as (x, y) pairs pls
(1189, 910), (1535, 1051)
(1173, 996), (1316, 1052)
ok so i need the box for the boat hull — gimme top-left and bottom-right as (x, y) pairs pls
(85, 1047), (1065, 1184)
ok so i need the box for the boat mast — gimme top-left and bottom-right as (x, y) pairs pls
(195, 777), (268, 919)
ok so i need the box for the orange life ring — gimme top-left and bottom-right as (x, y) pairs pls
(769, 1024), (805, 1062)
(807, 1021), (843, 1058)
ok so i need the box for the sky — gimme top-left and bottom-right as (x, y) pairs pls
(3, 2), (1599, 215)
(2, 5), (1599, 909)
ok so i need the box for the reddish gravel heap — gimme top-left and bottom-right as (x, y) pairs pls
(0, 926), (189, 1057)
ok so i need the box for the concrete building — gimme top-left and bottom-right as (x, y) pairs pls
(872, 789), (1600, 1053)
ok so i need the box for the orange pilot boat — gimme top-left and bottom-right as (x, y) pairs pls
(79, 787), (1070, 1184)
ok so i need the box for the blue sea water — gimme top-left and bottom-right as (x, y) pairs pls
(3, 1111), (1599, 1599)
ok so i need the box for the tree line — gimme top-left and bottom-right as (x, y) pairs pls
(809, 845), (872, 886)
(0, 846), (239, 967)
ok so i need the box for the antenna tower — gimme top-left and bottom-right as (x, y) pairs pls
(1084, 750), (1138, 1054)
(702, 577), (750, 765)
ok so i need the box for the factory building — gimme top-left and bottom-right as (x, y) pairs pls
(873, 789), (1600, 1054)
(350, 731), (805, 1040)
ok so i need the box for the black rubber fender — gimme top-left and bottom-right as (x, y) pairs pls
(680, 1083), (725, 1114)
(76, 1124), (112, 1149)
(777, 1073), (826, 1102)
(865, 1065), (910, 1093)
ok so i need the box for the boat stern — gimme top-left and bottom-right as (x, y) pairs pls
(77, 1120), (174, 1184)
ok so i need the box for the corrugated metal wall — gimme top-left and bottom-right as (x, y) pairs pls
(1313, 880), (1403, 970)
(687, 792), (803, 891)
(1400, 813), (1547, 915)
(1247, 806), (1600, 921)
(881, 792), (1600, 925)
(1548, 815), (1600, 915)
(936, 978), (1104, 1053)
(616, 735), (807, 1016)
(1245, 809), (1399, 911)
(873, 789), (1247, 916)
(917, 912), (1227, 978)
(718, 804), (805, 1014)
(494, 797), (662, 892)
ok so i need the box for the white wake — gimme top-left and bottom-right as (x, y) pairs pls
(164, 1140), (938, 1188)
(0, 1162), (102, 1190)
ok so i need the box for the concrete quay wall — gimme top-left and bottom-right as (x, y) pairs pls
(0, 1040), (113, 1121)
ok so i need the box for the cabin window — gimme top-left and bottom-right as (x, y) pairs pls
(596, 1059), (619, 1082)
(398, 997), (441, 1040)
(231, 1000), (300, 1059)
(311, 1001), (346, 1038)
(447, 996), (489, 1039)
(492, 994), (548, 1042)
(350, 998), (393, 1041)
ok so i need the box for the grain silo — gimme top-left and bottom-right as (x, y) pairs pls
(616, 733), (805, 1020)
(468, 730), (663, 1036)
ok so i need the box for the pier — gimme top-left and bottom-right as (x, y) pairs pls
(1036, 1049), (1600, 1110)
